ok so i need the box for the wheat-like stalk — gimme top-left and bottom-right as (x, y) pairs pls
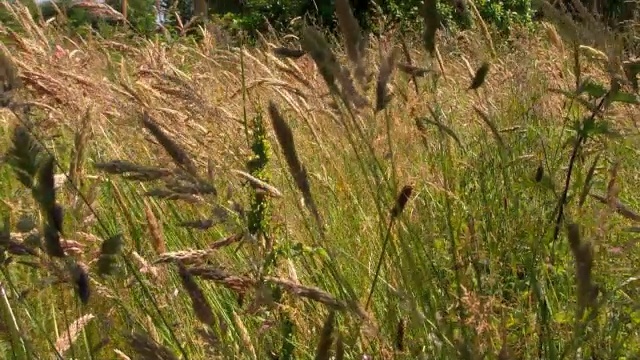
(143, 199), (167, 255)
(376, 47), (399, 112)
(231, 310), (257, 359)
(142, 111), (199, 177)
(267, 101), (324, 233)
(127, 332), (179, 360)
(314, 310), (335, 360)
(54, 313), (95, 354)
(177, 262), (216, 327)
(566, 223), (599, 318)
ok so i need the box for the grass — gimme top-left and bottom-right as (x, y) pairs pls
(1, 0), (640, 358)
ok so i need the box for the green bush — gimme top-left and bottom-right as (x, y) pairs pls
(214, 0), (537, 38)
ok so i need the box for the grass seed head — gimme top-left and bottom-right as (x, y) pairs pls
(314, 310), (335, 360)
(335, 332), (345, 360)
(335, 0), (365, 72)
(267, 101), (323, 231)
(300, 26), (341, 92)
(142, 112), (198, 177)
(567, 223), (598, 313)
(128, 332), (180, 360)
(0, 47), (21, 107)
(397, 63), (431, 77)
(469, 62), (491, 90)
(376, 48), (399, 112)
(177, 262), (216, 327)
(391, 185), (414, 218)
(272, 47), (306, 59)
(94, 160), (173, 180)
(143, 200), (166, 255)
(55, 313), (95, 354)
(70, 261), (90, 304)
(421, 0), (439, 55)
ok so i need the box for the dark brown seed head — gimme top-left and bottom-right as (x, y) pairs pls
(469, 62), (491, 90)
(273, 47), (306, 59)
(391, 185), (414, 218)
(535, 164), (544, 182)
(397, 63), (431, 77)
(315, 311), (335, 360)
(395, 318), (405, 351)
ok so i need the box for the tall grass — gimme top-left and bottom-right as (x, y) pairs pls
(1, 0), (640, 358)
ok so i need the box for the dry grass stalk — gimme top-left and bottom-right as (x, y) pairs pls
(144, 188), (204, 203)
(566, 223), (599, 318)
(397, 62), (431, 77)
(113, 349), (132, 360)
(209, 232), (244, 250)
(111, 184), (137, 235)
(542, 22), (564, 51)
(272, 47), (306, 59)
(54, 313), (95, 354)
(335, 66), (370, 109)
(187, 264), (367, 319)
(376, 48), (399, 112)
(196, 328), (221, 355)
(127, 332), (179, 360)
(88, 278), (117, 300)
(300, 26), (342, 94)
(142, 111), (198, 177)
(589, 193), (640, 221)
(465, 0), (496, 58)
(265, 276), (346, 311)
(143, 200), (167, 255)
(472, 106), (506, 149)
(0, 46), (22, 107)
(177, 262), (216, 327)
(154, 249), (214, 265)
(536, 0), (589, 46)
(71, 1), (126, 22)
(314, 310), (335, 360)
(267, 101), (324, 232)
(335, 0), (366, 84)
(154, 233), (243, 264)
(232, 169), (283, 197)
(130, 251), (160, 279)
(606, 160), (621, 207)
(231, 310), (257, 360)
(187, 266), (257, 293)
(398, 34), (420, 95)
(94, 160), (173, 181)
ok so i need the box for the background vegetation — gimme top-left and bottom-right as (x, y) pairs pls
(23, 0), (638, 39)
(1, 0), (640, 359)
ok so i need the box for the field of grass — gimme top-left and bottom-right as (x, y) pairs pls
(1, 1), (640, 359)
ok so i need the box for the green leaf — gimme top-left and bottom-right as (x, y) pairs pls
(97, 234), (123, 276)
(578, 79), (608, 99)
(609, 90), (640, 104)
(548, 88), (598, 112)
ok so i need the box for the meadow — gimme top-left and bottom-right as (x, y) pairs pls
(1, 0), (640, 358)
